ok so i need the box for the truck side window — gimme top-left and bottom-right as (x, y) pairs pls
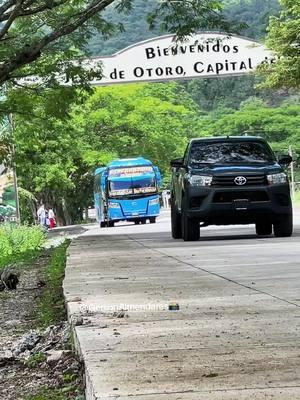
(183, 145), (189, 166)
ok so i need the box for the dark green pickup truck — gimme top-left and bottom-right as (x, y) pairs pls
(170, 136), (293, 241)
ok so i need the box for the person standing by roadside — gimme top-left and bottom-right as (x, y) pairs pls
(37, 204), (46, 227)
(48, 208), (56, 230)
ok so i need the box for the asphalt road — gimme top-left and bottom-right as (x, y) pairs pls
(64, 210), (300, 400)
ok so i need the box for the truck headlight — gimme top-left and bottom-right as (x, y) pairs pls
(108, 202), (120, 208)
(267, 172), (287, 185)
(149, 198), (160, 205)
(188, 175), (212, 187)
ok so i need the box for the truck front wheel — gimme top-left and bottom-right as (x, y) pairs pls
(181, 212), (199, 241)
(181, 196), (199, 241)
(273, 214), (293, 237)
(171, 200), (182, 239)
(256, 222), (272, 236)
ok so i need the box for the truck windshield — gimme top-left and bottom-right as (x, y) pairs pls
(109, 177), (157, 197)
(190, 141), (276, 165)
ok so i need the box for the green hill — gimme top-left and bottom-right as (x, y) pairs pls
(88, 0), (280, 56)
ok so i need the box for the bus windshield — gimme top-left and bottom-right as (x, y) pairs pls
(109, 177), (157, 197)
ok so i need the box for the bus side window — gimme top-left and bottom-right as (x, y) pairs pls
(94, 174), (100, 193)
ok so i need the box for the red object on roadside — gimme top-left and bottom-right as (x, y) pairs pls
(49, 218), (55, 230)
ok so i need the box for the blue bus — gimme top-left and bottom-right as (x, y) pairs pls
(94, 157), (162, 227)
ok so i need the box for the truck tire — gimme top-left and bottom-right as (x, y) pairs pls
(141, 219), (146, 224)
(273, 214), (293, 237)
(181, 197), (199, 241)
(108, 221), (115, 227)
(100, 221), (106, 228)
(171, 200), (182, 239)
(181, 212), (199, 241)
(256, 222), (272, 236)
(149, 217), (156, 224)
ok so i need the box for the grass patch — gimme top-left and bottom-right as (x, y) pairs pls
(0, 248), (43, 273)
(0, 224), (46, 271)
(37, 240), (70, 327)
(23, 352), (47, 369)
(25, 388), (83, 400)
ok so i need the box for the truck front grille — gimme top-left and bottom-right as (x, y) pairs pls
(212, 174), (266, 186)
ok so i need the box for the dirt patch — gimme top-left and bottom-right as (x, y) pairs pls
(0, 248), (84, 400)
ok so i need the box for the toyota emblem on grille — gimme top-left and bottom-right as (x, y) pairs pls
(234, 176), (247, 186)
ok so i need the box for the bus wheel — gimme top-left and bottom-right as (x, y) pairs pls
(149, 217), (156, 224)
(108, 221), (115, 227)
(100, 221), (106, 228)
(141, 219), (146, 225)
(134, 220), (140, 225)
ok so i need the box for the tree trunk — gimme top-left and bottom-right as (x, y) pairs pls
(62, 197), (72, 226)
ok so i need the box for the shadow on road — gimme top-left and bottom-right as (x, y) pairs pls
(76, 225), (300, 250)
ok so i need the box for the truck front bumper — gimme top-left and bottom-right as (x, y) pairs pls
(185, 184), (292, 224)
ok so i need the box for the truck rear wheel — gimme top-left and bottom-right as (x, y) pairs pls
(273, 214), (293, 237)
(256, 222), (272, 236)
(171, 200), (182, 239)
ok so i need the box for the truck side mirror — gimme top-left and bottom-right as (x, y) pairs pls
(170, 158), (183, 169)
(278, 155), (292, 166)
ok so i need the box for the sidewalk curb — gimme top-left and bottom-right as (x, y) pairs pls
(63, 237), (98, 400)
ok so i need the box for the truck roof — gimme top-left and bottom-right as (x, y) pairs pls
(189, 136), (266, 144)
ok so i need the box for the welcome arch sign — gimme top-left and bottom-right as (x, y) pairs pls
(86, 32), (274, 86)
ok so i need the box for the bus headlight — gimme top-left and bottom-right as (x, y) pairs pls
(149, 198), (160, 205)
(267, 173), (287, 185)
(188, 175), (213, 187)
(108, 202), (120, 208)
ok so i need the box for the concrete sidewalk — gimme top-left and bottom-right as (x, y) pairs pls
(64, 217), (300, 399)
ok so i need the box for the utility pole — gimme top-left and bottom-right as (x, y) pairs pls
(8, 113), (21, 223)
(289, 145), (295, 201)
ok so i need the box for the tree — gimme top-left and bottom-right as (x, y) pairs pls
(196, 97), (300, 179)
(10, 82), (200, 224)
(260, 0), (300, 88)
(0, 0), (239, 87)
(72, 82), (200, 175)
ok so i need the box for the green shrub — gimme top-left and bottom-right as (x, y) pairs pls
(37, 241), (70, 327)
(23, 352), (46, 369)
(0, 224), (46, 269)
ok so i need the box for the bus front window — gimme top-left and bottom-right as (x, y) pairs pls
(132, 177), (157, 194)
(109, 177), (157, 197)
(109, 180), (132, 197)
